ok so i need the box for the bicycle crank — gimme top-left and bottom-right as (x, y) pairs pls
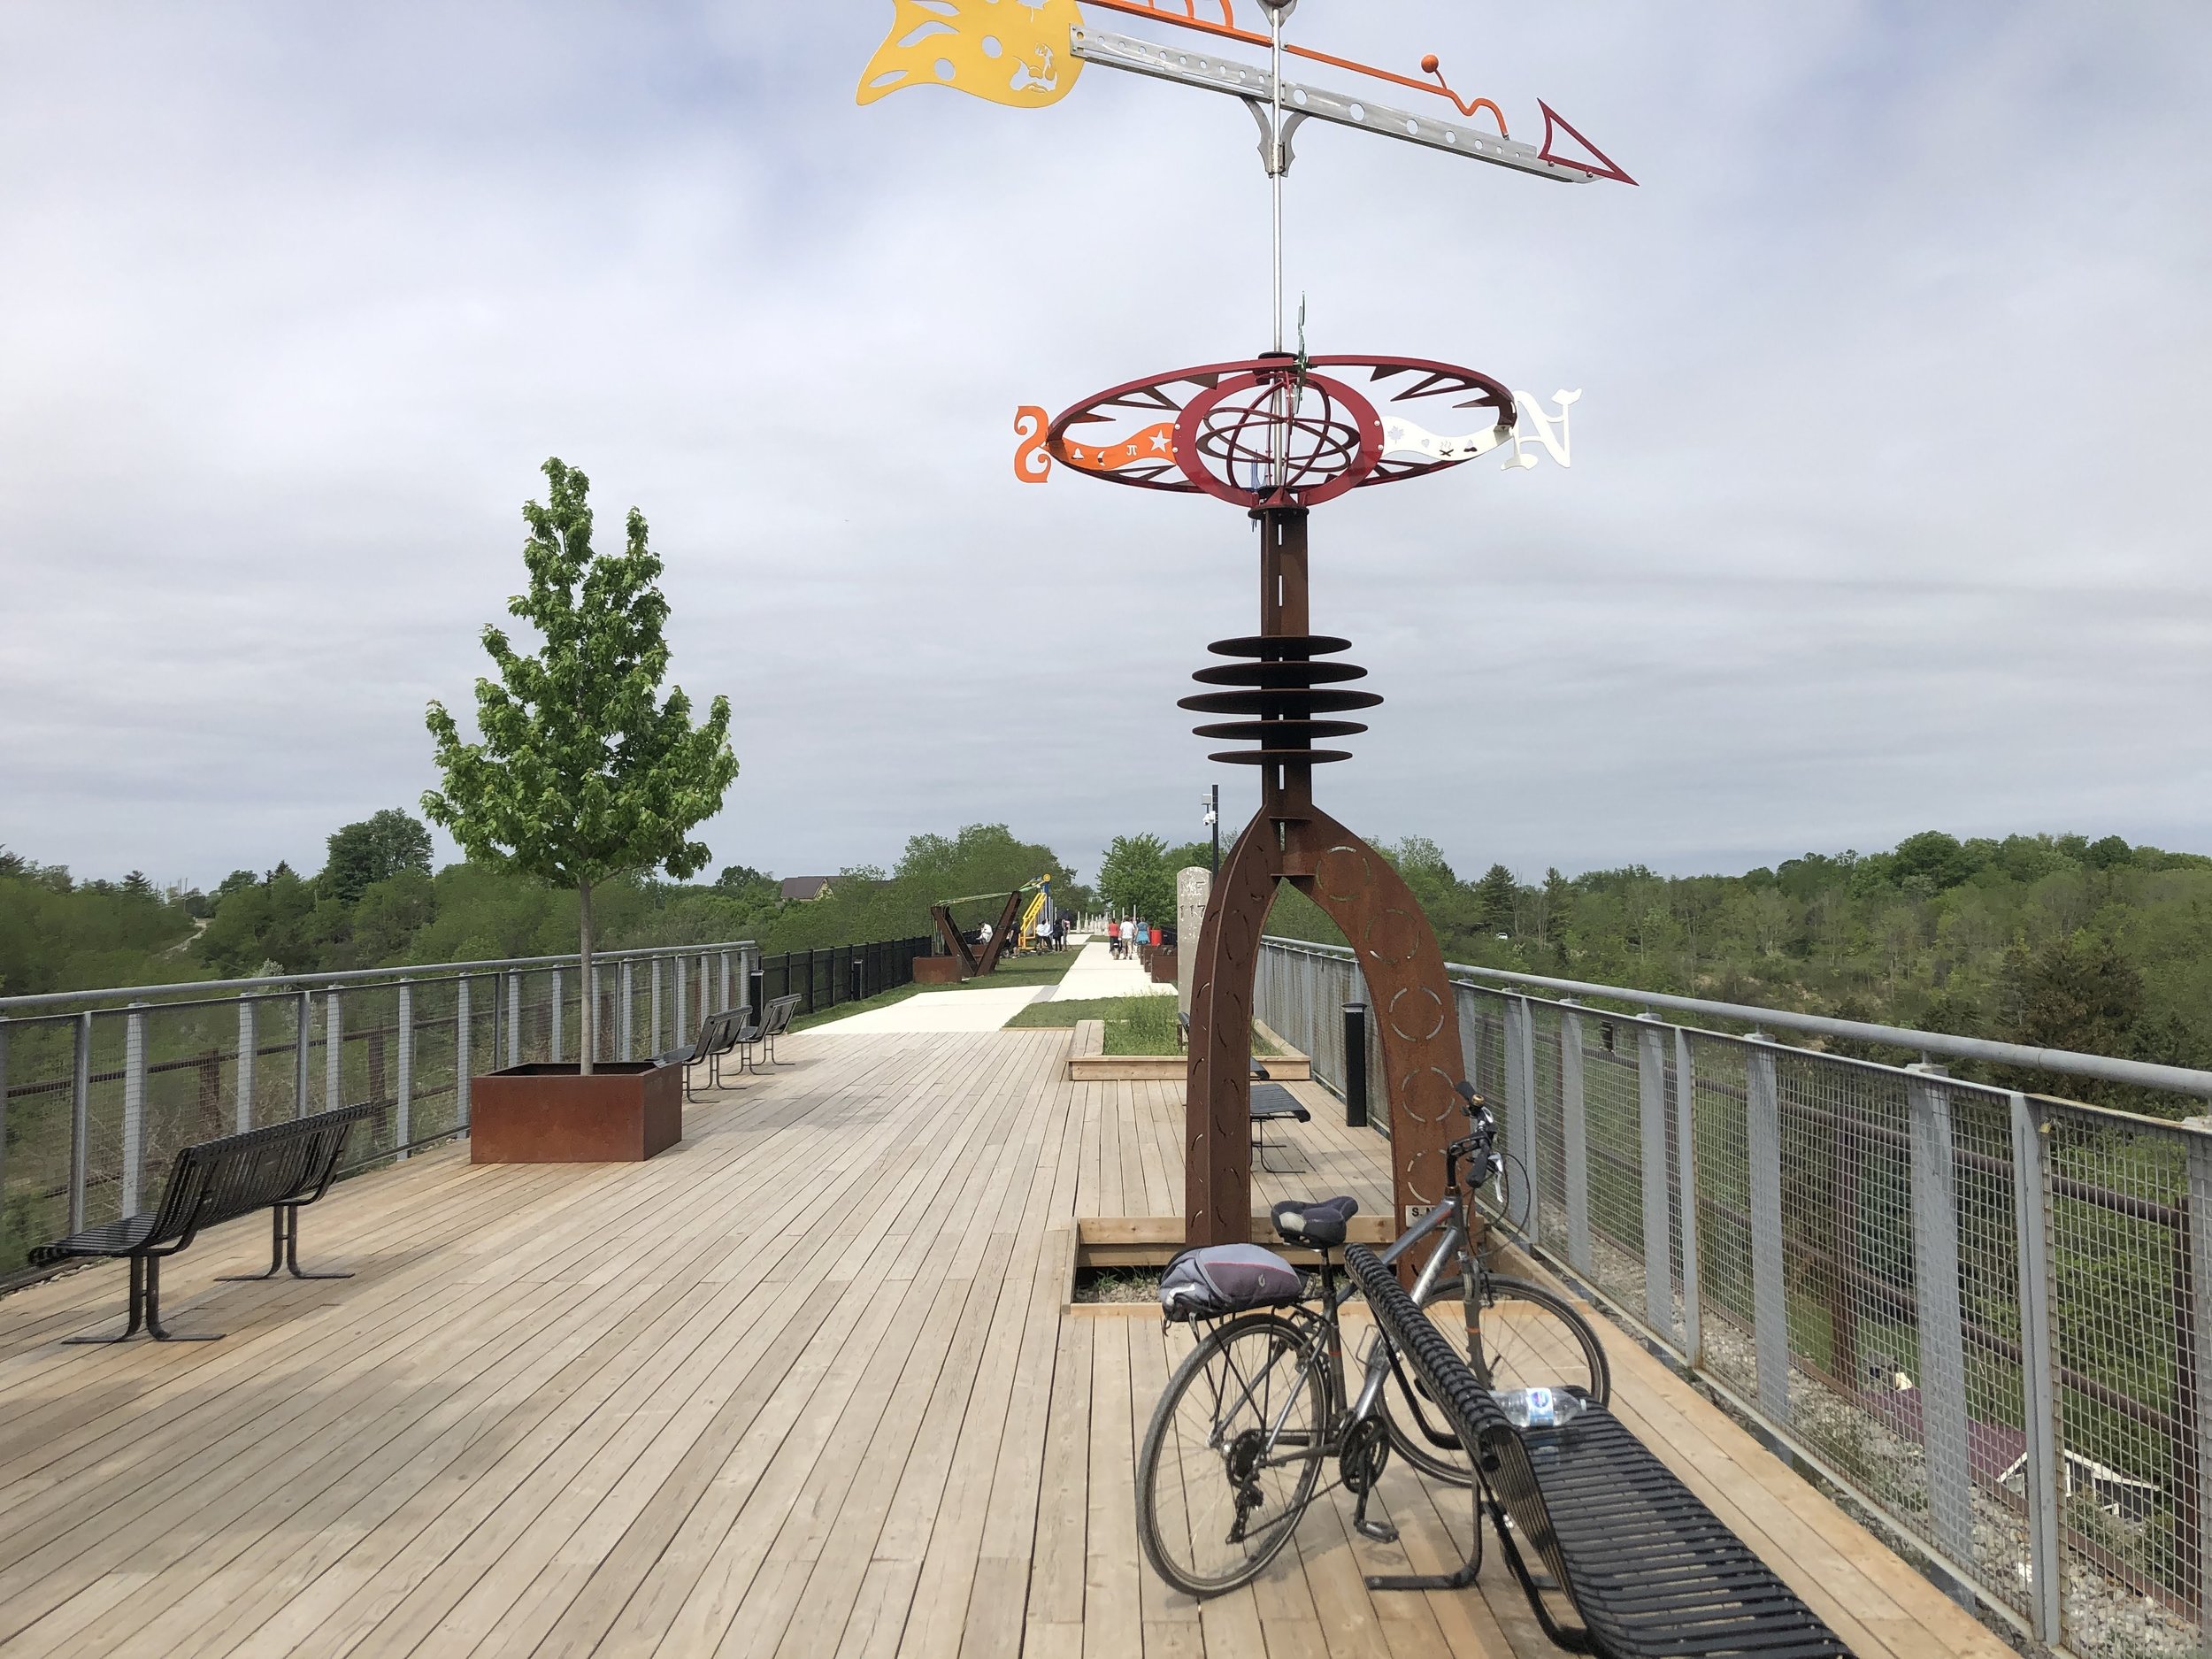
(1339, 1417), (1398, 1542)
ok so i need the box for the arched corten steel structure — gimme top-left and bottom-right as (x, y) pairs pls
(1179, 503), (1464, 1246)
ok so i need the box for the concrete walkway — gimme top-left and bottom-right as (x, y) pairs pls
(807, 983), (1047, 1033)
(1048, 938), (1177, 1001)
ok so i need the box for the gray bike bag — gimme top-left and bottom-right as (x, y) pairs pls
(1158, 1243), (1304, 1322)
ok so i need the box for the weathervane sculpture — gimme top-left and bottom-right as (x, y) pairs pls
(862, 0), (1632, 1248)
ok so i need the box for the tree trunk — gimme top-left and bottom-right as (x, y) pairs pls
(579, 879), (595, 1077)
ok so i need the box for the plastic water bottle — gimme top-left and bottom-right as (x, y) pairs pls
(1494, 1386), (1588, 1430)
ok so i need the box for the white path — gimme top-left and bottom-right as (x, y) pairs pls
(807, 983), (1047, 1033)
(1048, 937), (1178, 1002)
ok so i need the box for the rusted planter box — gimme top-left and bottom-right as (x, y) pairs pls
(470, 1062), (682, 1164)
(912, 955), (962, 985)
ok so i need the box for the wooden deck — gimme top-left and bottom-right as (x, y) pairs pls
(0, 1028), (2010, 1658)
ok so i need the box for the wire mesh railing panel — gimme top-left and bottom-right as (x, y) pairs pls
(2046, 1113), (2202, 1641)
(1251, 937), (2212, 1650)
(1579, 1012), (1650, 1321)
(1684, 1032), (1757, 1402)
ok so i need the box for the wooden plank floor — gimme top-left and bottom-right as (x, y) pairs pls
(0, 1029), (2010, 1658)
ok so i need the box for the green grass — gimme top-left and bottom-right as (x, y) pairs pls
(1006, 993), (1191, 1056)
(787, 949), (1081, 1033)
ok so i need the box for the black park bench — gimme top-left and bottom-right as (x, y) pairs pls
(1344, 1243), (1855, 1658)
(30, 1102), (379, 1344)
(658, 1007), (758, 1100)
(1179, 1011), (1310, 1171)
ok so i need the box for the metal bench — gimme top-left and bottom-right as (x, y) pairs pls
(657, 1007), (758, 1100)
(30, 1102), (379, 1344)
(1343, 1243), (1855, 1658)
(757, 994), (801, 1065)
(1178, 1011), (1305, 1168)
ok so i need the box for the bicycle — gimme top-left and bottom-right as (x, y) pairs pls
(1135, 1081), (1610, 1598)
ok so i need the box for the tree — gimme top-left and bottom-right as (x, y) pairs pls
(1098, 833), (1175, 925)
(322, 809), (434, 905)
(1473, 864), (1517, 935)
(425, 458), (738, 1073)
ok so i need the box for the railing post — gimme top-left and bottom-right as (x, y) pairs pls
(507, 971), (521, 1068)
(620, 961), (634, 1061)
(1674, 1026), (1701, 1365)
(122, 1002), (148, 1216)
(396, 981), (413, 1157)
(70, 1012), (90, 1231)
(326, 988), (343, 1111)
(295, 989), (311, 1120)
(0, 1017), (8, 1235)
(1906, 1063), (1975, 1597)
(1637, 1013), (1675, 1341)
(235, 995), (256, 1132)
(2185, 1124), (2212, 1640)
(1560, 1001), (1592, 1279)
(1342, 1002), (1368, 1128)
(721, 951), (732, 1013)
(1507, 996), (1540, 1247)
(550, 967), (564, 1063)
(1745, 1033), (1791, 1427)
(653, 956), (666, 1051)
(2010, 1091), (2062, 1646)
(457, 979), (473, 1130)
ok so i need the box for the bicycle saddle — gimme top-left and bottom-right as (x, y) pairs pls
(1271, 1194), (1359, 1248)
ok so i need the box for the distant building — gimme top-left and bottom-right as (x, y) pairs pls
(780, 876), (836, 903)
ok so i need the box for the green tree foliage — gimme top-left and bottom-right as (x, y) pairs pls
(0, 851), (201, 995)
(1097, 833), (1175, 924)
(424, 458), (738, 1071)
(321, 809), (434, 905)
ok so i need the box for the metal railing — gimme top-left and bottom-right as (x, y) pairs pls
(1257, 936), (2212, 1659)
(0, 941), (757, 1286)
(757, 936), (933, 1016)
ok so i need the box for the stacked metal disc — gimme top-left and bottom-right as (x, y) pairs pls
(1179, 634), (1381, 766)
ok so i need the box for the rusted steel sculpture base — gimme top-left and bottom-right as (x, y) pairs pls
(1182, 504), (1464, 1246)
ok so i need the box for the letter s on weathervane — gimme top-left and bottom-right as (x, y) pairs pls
(1014, 406), (1053, 483)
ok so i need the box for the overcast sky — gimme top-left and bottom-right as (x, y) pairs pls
(3, 3), (2207, 890)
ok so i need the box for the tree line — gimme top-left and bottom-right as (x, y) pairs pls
(12, 820), (2212, 1112)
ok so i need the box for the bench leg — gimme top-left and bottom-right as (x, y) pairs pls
(279, 1206), (350, 1280)
(142, 1256), (222, 1342)
(1365, 1484), (1486, 1592)
(219, 1208), (291, 1281)
(64, 1256), (150, 1344)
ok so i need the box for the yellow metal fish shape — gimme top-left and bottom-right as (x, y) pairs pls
(856, 0), (1086, 108)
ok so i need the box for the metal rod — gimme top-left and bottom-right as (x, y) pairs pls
(1636, 1014), (1674, 1340)
(1745, 1033), (1790, 1425)
(1560, 1002), (1592, 1277)
(1907, 1064), (1976, 1596)
(1270, 2), (1284, 356)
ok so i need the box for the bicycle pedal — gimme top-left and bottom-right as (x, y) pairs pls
(1356, 1518), (1399, 1544)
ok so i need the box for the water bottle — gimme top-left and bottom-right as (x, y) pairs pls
(1494, 1386), (1588, 1430)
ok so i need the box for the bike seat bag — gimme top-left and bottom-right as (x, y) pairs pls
(1270, 1194), (1359, 1248)
(1158, 1243), (1305, 1322)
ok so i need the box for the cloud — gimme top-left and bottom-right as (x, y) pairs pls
(1, 2), (2207, 889)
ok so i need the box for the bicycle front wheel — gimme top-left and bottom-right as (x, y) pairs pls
(1379, 1273), (1612, 1486)
(1137, 1312), (1329, 1597)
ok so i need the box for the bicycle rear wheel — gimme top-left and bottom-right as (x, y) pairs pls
(1137, 1312), (1329, 1597)
(1379, 1273), (1611, 1486)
